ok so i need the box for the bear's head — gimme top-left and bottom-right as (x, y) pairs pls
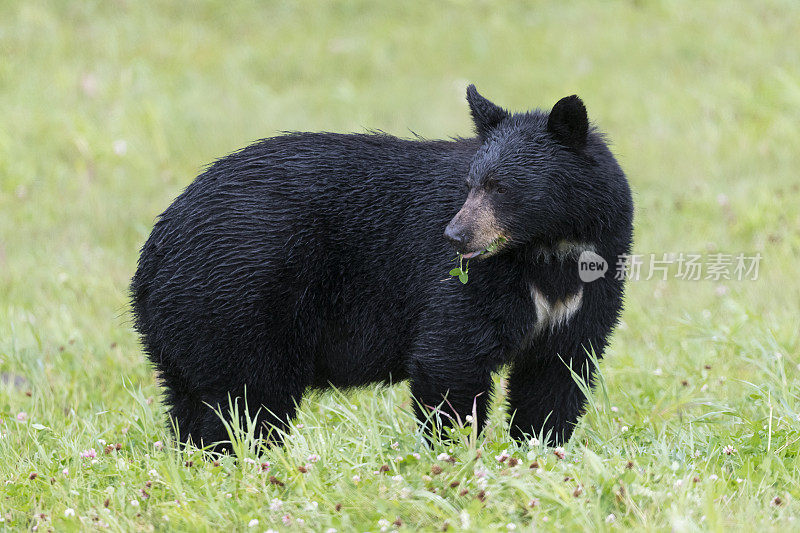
(445, 85), (606, 259)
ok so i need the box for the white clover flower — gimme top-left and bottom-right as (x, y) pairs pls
(352, 474), (361, 483)
(528, 437), (540, 446)
(722, 445), (737, 455)
(437, 453), (450, 461)
(130, 499), (140, 507)
(553, 447), (566, 460)
(460, 510), (471, 529)
(148, 469), (158, 478)
(465, 415), (474, 423)
(248, 518), (259, 527)
(709, 474), (718, 481)
(154, 441), (164, 451)
(113, 139), (128, 156)
(270, 498), (283, 511)
(64, 508), (75, 517)
(605, 513), (616, 523)
(507, 523), (517, 530)
(495, 450), (510, 463)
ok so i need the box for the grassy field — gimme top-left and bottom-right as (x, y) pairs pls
(2, 1), (800, 530)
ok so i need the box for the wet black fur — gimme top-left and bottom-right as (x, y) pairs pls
(131, 85), (633, 449)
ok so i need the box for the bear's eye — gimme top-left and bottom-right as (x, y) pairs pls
(486, 179), (506, 194)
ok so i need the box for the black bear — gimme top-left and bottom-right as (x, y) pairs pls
(131, 85), (633, 449)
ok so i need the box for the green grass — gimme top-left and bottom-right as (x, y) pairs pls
(2, 0), (800, 530)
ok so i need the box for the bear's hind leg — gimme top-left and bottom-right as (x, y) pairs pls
(198, 367), (310, 451)
(155, 368), (221, 448)
(158, 349), (311, 452)
(169, 383), (306, 453)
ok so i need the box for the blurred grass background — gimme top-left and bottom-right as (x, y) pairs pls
(1, 1), (800, 530)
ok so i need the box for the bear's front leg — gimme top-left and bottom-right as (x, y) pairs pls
(507, 331), (604, 445)
(409, 355), (494, 442)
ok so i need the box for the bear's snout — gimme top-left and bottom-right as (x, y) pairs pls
(444, 220), (470, 252)
(445, 190), (503, 255)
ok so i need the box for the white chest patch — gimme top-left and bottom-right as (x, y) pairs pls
(530, 284), (584, 334)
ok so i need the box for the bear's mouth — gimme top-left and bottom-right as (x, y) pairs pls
(460, 236), (508, 259)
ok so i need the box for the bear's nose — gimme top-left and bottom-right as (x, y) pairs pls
(444, 224), (468, 250)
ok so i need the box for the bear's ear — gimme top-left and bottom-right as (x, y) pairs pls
(547, 95), (589, 148)
(466, 84), (509, 141)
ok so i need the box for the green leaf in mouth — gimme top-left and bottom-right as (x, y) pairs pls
(447, 236), (507, 284)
